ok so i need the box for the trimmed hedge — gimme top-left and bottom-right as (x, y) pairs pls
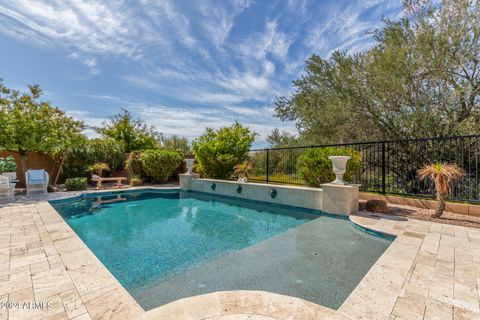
(65, 177), (87, 191)
(296, 147), (362, 187)
(140, 150), (182, 183)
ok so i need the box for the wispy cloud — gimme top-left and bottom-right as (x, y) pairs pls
(0, 0), (402, 144)
(128, 103), (295, 141)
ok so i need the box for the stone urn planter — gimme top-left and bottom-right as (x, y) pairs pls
(185, 158), (195, 175)
(328, 156), (351, 185)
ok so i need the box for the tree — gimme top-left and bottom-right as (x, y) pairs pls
(418, 163), (465, 218)
(192, 123), (256, 179)
(159, 134), (190, 155)
(96, 108), (160, 152)
(266, 129), (300, 148)
(275, 0), (480, 143)
(0, 80), (85, 176)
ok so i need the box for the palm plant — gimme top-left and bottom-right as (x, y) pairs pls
(88, 162), (110, 177)
(233, 161), (253, 179)
(417, 163), (465, 218)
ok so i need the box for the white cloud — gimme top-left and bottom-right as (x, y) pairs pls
(304, 1), (396, 57)
(127, 103), (295, 141)
(1, 0), (402, 143)
(0, 1), (145, 57)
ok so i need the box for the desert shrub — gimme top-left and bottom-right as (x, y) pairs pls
(296, 147), (362, 187)
(191, 123), (256, 179)
(140, 150), (182, 183)
(65, 177), (87, 191)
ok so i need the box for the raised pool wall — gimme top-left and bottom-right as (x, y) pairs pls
(179, 174), (359, 215)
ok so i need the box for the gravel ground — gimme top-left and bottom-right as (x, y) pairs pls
(360, 200), (480, 229)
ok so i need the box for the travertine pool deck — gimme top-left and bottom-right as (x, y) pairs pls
(0, 193), (479, 319)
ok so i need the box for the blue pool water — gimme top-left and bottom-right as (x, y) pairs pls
(51, 190), (315, 288)
(51, 189), (393, 310)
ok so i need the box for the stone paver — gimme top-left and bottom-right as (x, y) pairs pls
(0, 201), (143, 320)
(0, 192), (479, 320)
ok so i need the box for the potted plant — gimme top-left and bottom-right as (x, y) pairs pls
(0, 156), (17, 180)
(233, 161), (253, 183)
(418, 163), (465, 218)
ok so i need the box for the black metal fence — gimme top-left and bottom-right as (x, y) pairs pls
(247, 135), (480, 203)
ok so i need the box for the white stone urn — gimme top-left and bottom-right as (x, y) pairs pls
(328, 156), (351, 185)
(185, 158), (195, 175)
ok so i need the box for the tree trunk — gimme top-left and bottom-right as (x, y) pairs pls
(19, 151), (28, 180)
(54, 155), (65, 186)
(432, 192), (446, 218)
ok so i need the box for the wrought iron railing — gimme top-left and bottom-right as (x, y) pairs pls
(247, 135), (480, 203)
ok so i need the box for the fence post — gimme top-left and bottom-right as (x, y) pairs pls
(381, 141), (386, 194)
(266, 148), (269, 184)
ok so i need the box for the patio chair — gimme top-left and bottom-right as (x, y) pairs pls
(0, 175), (14, 202)
(26, 169), (49, 195)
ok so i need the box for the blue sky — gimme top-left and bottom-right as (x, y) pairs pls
(0, 0), (402, 147)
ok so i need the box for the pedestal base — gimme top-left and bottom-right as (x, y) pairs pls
(321, 183), (360, 215)
(179, 173), (200, 190)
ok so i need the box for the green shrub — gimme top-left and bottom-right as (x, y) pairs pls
(62, 148), (89, 179)
(63, 138), (125, 179)
(296, 147), (362, 187)
(140, 150), (182, 183)
(192, 123), (256, 179)
(65, 177), (87, 191)
(87, 138), (125, 171)
(0, 156), (16, 172)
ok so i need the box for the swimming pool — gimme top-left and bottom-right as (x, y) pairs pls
(50, 189), (393, 310)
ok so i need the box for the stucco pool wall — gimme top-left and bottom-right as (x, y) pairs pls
(180, 174), (360, 215)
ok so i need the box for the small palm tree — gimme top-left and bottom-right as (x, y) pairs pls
(233, 161), (253, 179)
(418, 163), (465, 218)
(88, 162), (110, 177)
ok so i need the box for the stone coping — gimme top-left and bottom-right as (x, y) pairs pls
(138, 290), (338, 320)
(1, 190), (479, 319)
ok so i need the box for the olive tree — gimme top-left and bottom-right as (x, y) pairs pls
(275, 0), (480, 143)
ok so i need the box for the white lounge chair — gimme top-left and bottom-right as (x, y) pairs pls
(26, 169), (49, 195)
(0, 175), (14, 202)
